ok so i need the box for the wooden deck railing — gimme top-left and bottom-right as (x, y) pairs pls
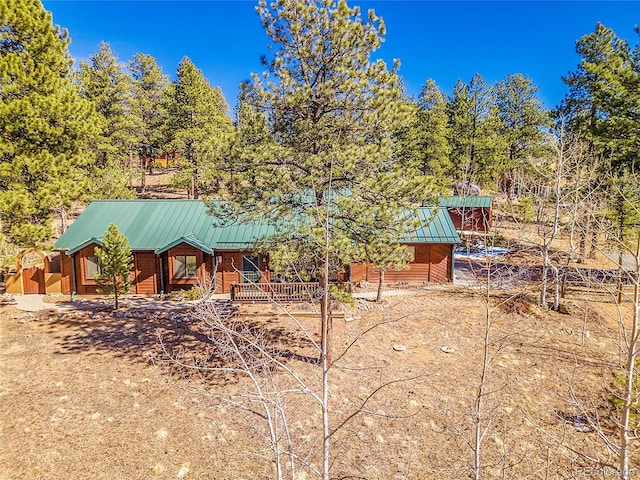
(230, 282), (321, 303)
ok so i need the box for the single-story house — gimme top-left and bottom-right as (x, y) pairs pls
(349, 207), (460, 284)
(54, 200), (275, 295)
(53, 200), (460, 296)
(441, 196), (493, 233)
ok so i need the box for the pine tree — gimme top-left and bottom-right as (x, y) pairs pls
(393, 80), (451, 189)
(0, 0), (96, 245)
(416, 79), (452, 182)
(559, 24), (640, 260)
(559, 23), (640, 169)
(231, 2), (433, 476)
(129, 53), (170, 191)
(94, 224), (133, 310)
(235, 0), (431, 300)
(447, 74), (503, 190)
(227, 90), (273, 195)
(78, 42), (137, 199)
(167, 57), (232, 199)
(494, 74), (549, 196)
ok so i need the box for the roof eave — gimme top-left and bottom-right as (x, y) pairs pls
(155, 235), (213, 255)
(66, 237), (103, 255)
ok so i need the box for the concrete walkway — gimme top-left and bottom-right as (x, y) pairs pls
(6, 293), (232, 313)
(9, 294), (63, 312)
(8, 288), (440, 312)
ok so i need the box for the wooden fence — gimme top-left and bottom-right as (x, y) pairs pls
(230, 282), (321, 303)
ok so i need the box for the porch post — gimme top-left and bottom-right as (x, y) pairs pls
(158, 256), (165, 294)
(450, 244), (456, 283)
(70, 254), (77, 294)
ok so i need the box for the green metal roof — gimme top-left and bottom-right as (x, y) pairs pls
(54, 200), (459, 253)
(54, 200), (275, 253)
(402, 207), (461, 244)
(441, 195), (493, 209)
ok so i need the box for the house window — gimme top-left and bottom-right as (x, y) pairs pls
(86, 256), (99, 280)
(174, 255), (197, 278)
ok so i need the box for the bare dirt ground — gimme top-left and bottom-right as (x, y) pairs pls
(4, 192), (637, 478)
(138, 170), (187, 200)
(1, 283), (635, 479)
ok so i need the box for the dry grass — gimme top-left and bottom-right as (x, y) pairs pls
(1, 283), (636, 479)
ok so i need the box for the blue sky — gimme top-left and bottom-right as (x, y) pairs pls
(43, 1), (639, 110)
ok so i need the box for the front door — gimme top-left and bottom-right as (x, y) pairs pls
(241, 255), (261, 283)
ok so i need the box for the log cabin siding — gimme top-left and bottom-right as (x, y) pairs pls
(216, 251), (270, 294)
(160, 252), (170, 294)
(448, 207), (492, 232)
(214, 254), (224, 294)
(428, 244), (451, 282)
(350, 243), (453, 284)
(134, 251), (157, 294)
(220, 251), (242, 294)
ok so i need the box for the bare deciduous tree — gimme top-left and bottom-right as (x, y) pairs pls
(158, 269), (426, 480)
(512, 127), (598, 310)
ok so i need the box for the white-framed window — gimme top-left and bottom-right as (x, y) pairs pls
(86, 255), (99, 280)
(174, 255), (197, 278)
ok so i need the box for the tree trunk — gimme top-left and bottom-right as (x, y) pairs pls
(540, 258), (548, 308)
(113, 273), (119, 310)
(551, 264), (560, 311)
(588, 225), (598, 260)
(617, 251), (624, 305)
(473, 264), (493, 480)
(618, 232), (640, 480)
(192, 151), (199, 200)
(319, 247), (332, 480)
(57, 206), (68, 234)
(191, 174), (197, 200)
(128, 149), (134, 188)
(140, 152), (146, 193)
(376, 269), (385, 303)
(578, 229), (587, 264)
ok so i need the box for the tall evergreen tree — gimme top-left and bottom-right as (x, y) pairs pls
(0, 0), (96, 245)
(78, 42), (137, 199)
(167, 57), (232, 199)
(560, 24), (640, 260)
(447, 74), (503, 190)
(494, 73), (549, 196)
(394, 80), (451, 188)
(559, 23), (640, 169)
(416, 79), (452, 182)
(230, 1), (432, 475)
(228, 90), (273, 195)
(129, 53), (170, 191)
